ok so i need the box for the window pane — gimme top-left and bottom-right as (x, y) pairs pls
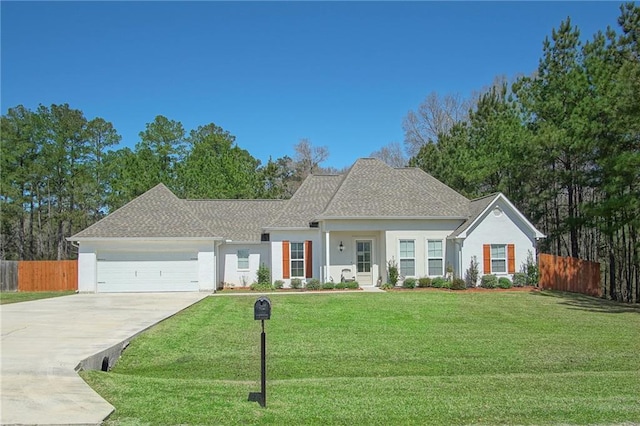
(428, 259), (443, 276)
(491, 244), (506, 258)
(291, 242), (304, 260)
(237, 249), (249, 270)
(492, 259), (506, 273)
(400, 240), (414, 257)
(291, 260), (304, 277)
(400, 259), (415, 276)
(428, 240), (442, 257)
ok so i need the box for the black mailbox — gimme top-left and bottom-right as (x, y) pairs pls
(254, 297), (271, 320)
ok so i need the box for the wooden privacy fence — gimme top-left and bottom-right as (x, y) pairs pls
(0, 260), (78, 292)
(539, 253), (601, 297)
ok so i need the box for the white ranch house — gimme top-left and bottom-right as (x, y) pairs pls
(69, 158), (545, 292)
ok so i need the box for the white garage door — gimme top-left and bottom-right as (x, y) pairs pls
(97, 252), (199, 293)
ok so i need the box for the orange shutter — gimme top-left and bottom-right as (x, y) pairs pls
(483, 244), (491, 273)
(507, 244), (516, 274)
(305, 240), (313, 278)
(282, 241), (290, 279)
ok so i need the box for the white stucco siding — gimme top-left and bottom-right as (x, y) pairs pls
(269, 230), (321, 286)
(77, 239), (217, 293)
(218, 243), (270, 287)
(461, 199), (538, 282)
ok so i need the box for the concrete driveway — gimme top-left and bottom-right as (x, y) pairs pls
(0, 292), (208, 426)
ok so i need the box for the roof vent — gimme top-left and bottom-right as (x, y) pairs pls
(261, 233), (270, 242)
(309, 221), (319, 228)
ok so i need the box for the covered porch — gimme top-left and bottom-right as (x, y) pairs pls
(320, 230), (386, 287)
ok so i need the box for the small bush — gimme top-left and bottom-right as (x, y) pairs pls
(322, 282), (335, 290)
(431, 277), (448, 288)
(256, 263), (270, 284)
(418, 277), (432, 288)
(380, 282), (393, 290)
(480, 274), (498, 289)
(306, 278), (321, 290)
(464, 256), (479, 288)
(290, 278), (303, 289)
(498, 277), (513, 289)
(345, 281), (359, 289)
(335, 282), (346, 289)
(273, 279), (285, 289)
(387, 258), (399, 286)
(402, 277), (417, 289)
(451, 278), (466, 290)
(250, 282), (273, 291)
(512, 273), (527, 287)
(521, 250), (539, 286)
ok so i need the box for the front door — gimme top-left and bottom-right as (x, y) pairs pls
(355, 240), (373, 285)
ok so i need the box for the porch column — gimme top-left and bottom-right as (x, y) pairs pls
(324, 231), (331, 283)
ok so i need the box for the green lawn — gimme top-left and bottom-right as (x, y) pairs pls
(82, 291), (640, 425)
(0, 291), (76, 304)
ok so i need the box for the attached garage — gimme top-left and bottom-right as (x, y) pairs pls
(96, 252), (199, 293)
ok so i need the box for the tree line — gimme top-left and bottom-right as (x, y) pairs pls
(405, 3), (639, 303)
(0, 105), (333, 261)
(2, 3), (637, 303)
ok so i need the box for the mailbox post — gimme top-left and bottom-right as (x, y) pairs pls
(249, 297), (270, 407)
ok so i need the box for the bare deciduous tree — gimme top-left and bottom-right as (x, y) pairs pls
(403, 92), (472, 157)
(370, 142), (407, 168)
(293, 138), (329, 176)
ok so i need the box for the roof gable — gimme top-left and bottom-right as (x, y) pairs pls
(267, 174), (344, 228)
(451, 192), (545, 239)
(70, 184), (216, 239)
(318, 158), (469, 219)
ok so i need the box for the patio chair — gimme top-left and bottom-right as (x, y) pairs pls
(341, 268), (355, 282)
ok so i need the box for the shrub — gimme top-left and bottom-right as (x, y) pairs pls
(451, 278), (466, 290)
(521, 250), (539, 286)
(322, 282), (335, 290)
(512, 273), (527, 287)
(464, 256), (480, 288)
(498, 277), (513, 289)
(256, 263), (270, 284)
(402, 277), (417, 289)
(306, 278), (321, 290)
(290, 278), (303, 289)
(335, 282), (346, 289)
(345, 281), (359, 289)
(480, 274), (498, 289)
(418, 277), (432, 288)
(250, 282), (273, 291)
(387, 258), (399, 286)
(431, 277), (448, 288)
(273, 279), (285, 289)
(380, 282), (393, 290)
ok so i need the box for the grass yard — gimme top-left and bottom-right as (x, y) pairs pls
(0, 291), (76, 304)
(82, 291), (640, 425)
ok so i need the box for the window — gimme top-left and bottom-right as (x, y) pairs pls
(237, 249), (249, 270)
(427, 240), (444, 276)
(491, 244), (507, 273)
(399, 240), (415, 276)
(290, 242), (305, 277)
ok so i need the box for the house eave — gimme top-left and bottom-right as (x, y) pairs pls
(67, 236), (224, 242)
(316, 215), (468, 221)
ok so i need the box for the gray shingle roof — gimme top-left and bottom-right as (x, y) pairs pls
(450, 193), (499, 237)
(186, 199), (286, 241)
(69, 184), (216, 239)
(318, 158), (469, 218)
(267, 174), (344, 228)
(69, 158), (476, 241)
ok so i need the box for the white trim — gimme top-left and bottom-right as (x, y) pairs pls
(455, 193), (545, 239)
(290, 241), (306, 278)
(398, 239), (416, 277)
(426, 239), (445, 277)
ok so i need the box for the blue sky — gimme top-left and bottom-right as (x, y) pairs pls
(1, 1), (625, 169)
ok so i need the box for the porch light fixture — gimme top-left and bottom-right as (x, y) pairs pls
(339, 241), (344, 252)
